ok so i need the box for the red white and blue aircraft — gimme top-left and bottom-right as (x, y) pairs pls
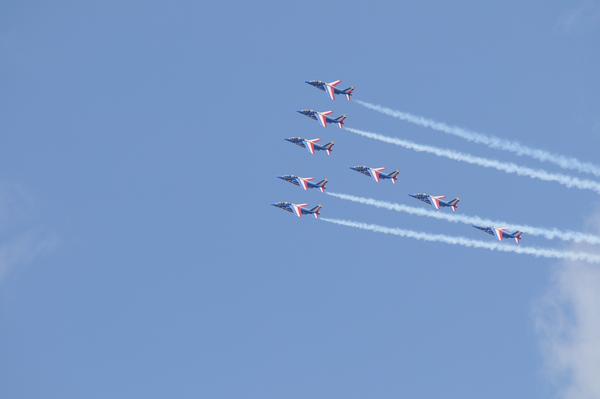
(473, 225), (523, 244)
(297, 109), (347, 128)
(272, 202), (322, 219)
(409, 193), (460, 212)
(305, 80), (355, 101)
(350, 165), (399, 184)
(285, 137), (334, 156)
(278, 175), (328, 192)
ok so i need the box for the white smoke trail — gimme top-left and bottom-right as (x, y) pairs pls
(327, 191), (600, 245)
(356, 100), (600, 178)
(345, 127), (600, 195)
(321, 217), (600, 264)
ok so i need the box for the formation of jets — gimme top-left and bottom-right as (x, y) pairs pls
(273, 79), (525, 244)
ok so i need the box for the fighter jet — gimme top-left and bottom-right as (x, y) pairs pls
(272, 202), (322, 219)
(409, 193), (460, 212)
(350, 166), (399, 184)
(297, 109), (347, 128)
(278, 175), (328, 192)
(305, 80), (355, 101)
(473, 225), (523, 244)
(285, 137), (334, 156)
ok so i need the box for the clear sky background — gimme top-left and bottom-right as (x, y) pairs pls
(1, 1), (600, 398)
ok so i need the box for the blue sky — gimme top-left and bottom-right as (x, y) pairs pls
(1, 1), (599, 398)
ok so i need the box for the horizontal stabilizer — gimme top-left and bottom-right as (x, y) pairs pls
(514, 231), (523, 244)
(449, 197), (460, 212)
(310, 205), (322, 219)
(344, 87), (354, 101)
(317, 178), (328, 193)
(324, 142), (335, 156)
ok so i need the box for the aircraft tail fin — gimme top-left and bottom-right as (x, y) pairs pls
(324, 141), (335, 156)
(514, 231), (523, 245)
(309, 205), (322, 219)
(335, 115), (347, 128)
(389, 170), (399, 184)
(316, 178), (328, 193)
(344, 87), (355, 101)
(449, 197), (460, 212)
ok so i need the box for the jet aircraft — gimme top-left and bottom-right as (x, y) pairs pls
(278, 175), (328, 192)
(350, 166), (399, 184)
(409, 193), (460, 212)
(305, 80), (355, 101)
(272, 202), (322, 219)
(473, 225), (523, 244)
(297, 109), (347, 128)
(285, 137), (334, 156)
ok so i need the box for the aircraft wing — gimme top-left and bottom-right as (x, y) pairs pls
(297, 177), (314, 191)
(325, 80), (341, 100)
(493, 228), (506, 241)
(430, 195), (446, 210)
(369, 167), (384, 183)
(317, 111), (333, 128)
(304, 139), (320, 155)
(325, 85), (336, 101)
(292, 203), (308, 218)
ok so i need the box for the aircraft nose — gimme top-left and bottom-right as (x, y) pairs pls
(296, 110), (304, 114)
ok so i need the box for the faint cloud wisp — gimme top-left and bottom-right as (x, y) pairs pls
(535, 210), (600, 399)
(557, 0), (600, 34)
(0, 230), (58, 282)
(0, 184), (58, 283)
